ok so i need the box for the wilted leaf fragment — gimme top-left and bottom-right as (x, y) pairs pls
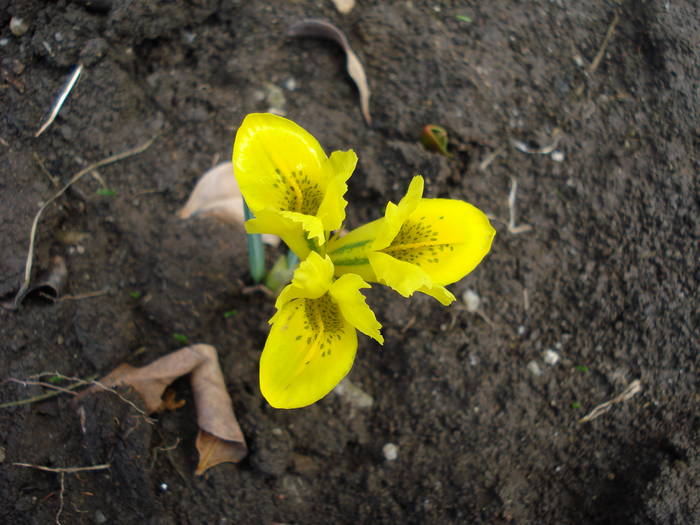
(288, 19), (372, 125)
(178, 162), (279, 246)
(1, 255), (68, 310)
(77, 344), (247, 475)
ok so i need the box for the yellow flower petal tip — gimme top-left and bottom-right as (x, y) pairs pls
(233, 113), (356, 257)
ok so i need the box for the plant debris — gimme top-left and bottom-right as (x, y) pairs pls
(420, 124), (451, 156)
(178, 161), (279, 246)
(1, 255), (67, 309)
(35, 63), (83, 138)
(579, 379), (642, 423)
(76, 344), (247, 475)
(2, 138), (155, 311)
(288, 19), (372, 125)
(331, 0), (355, 14)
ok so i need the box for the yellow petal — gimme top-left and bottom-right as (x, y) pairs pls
(417, 284), (455, 306)
(233, 113), (331, 217)
(276, 252), (334, 308)
(260, 295), (357, 409)
(329, 274), (383, 343)
(381, 198), (495, 286)
(316, 150), (357, 233)
(373, 175), (424, 250)
(368, 251), (432, 297)
(245, 209), (312, 259)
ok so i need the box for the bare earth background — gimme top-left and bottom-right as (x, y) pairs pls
(1, 1), (698, 524)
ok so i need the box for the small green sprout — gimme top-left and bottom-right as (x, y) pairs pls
(172, 333), (189, 344)
(571, 401), (582, 409)
(420, 124), (451, 156)
(456, 14), (472, 23)
(47, 375), (63, 384)
(97, 188), (117, 196)
(223, 309), (237, 319)
(129, 291), (142, 299)
(575, 365), (590, 373)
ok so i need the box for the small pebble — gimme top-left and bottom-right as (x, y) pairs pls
(517, 325), (526, 336)
(551, 150), (565, 162)
(158, 482), (168, 492)
(284, 78), (297, 91)
(0, 38), (10, 46)
(94, 510), (107, 524)
(382, 443), (398, 461)
(462, 289), (481, 312)
(527, 360), (543, 377)
(543, 349), (560, 365)
(10, 17), (30, 37)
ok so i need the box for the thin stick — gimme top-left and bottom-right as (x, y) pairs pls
(0, 375), (97, 409)
(56, 472), (65, 525)
(13, 462), (111, 474)
(48, 373), (154, 423)
(5, 378), (79, 397)
(8, 138), (156, 310)
(36, 64), (84, 138)
(579, 379), (642, 423)
(507, 177), (532, 234)
(54, 288), (110, 302)
(589, 13), (619, 74)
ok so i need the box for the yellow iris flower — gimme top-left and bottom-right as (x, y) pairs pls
(233, 113), (357, 259)
(260, 252), (383, 409)
(230, 113), (495, 408)
(328, 175), (496, 305)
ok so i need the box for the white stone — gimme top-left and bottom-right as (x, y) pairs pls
(382, 443), (398, 461)
(527, 360), (543, 377)
(543, 349), (560, 365)
(462, 289), (481, 312)
(551, 150), (565, 162)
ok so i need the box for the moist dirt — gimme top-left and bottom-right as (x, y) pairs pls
(1, 1), (698, 524)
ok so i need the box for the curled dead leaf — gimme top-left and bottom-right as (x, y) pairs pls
(288, 19), (371, 125)
(1, 255), (68, 310)
(178, 162), (279, 247)
(76, 344), (247, 475)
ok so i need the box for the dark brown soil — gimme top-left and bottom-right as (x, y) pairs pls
(1, 1), (698, 524)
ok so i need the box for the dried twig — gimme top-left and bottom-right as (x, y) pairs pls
(5, 138), (156, 311)
(0, 374), (97, 409)
(13, 462), (111, 473)
(579, 379), (642, 423)
(36, 64), (84, 138)
(589, 13), (619, 74)
(507, 177), (532, 234)
(5, 378), (79, 397)
(479, 147), (505, 171)
(56, 472), (65, 525)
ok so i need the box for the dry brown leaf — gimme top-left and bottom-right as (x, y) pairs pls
(288, 19), (371, 125)
(331, 0), (355, 14)
(77, 344), (247, 475)
(178, 162), (279, 246)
